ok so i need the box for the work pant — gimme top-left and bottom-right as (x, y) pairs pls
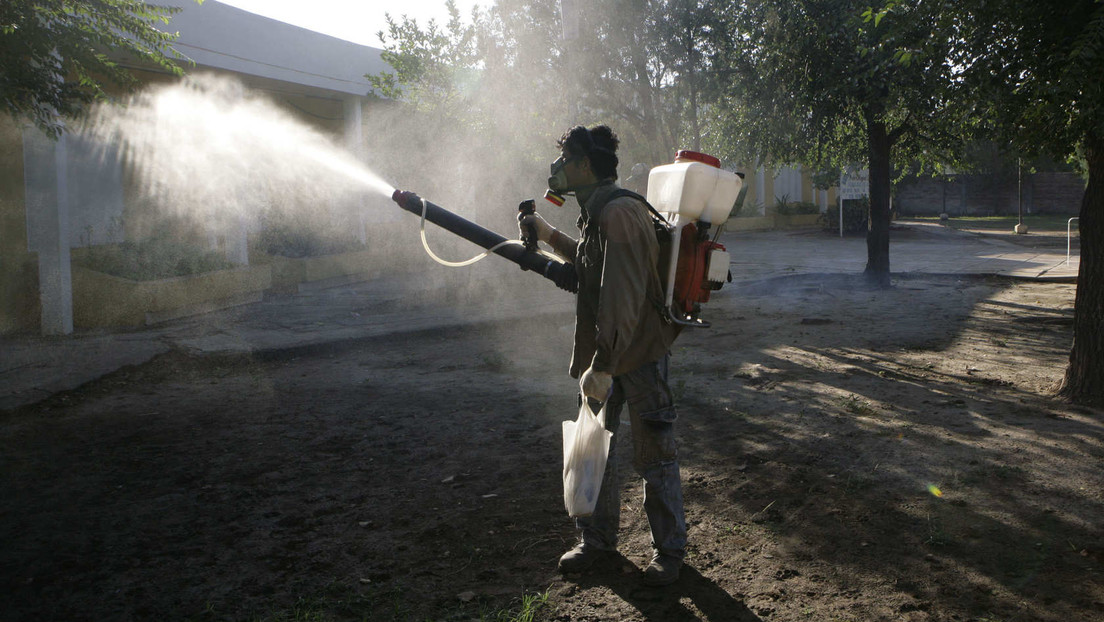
(576, 354), (687, 560)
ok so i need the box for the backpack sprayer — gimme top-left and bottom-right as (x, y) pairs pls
(390, 149), (745, 327)
(645, 150), (747, 328)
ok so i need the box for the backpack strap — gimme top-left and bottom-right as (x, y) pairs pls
(603, 188), (669, 227)
(599, 188), (675, 324)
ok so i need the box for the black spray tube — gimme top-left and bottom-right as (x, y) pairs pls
(391, 190), (578, 293)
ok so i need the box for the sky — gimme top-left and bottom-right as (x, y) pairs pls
(218, 0), (483, 47)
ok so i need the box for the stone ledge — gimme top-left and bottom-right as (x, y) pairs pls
(72, 264), (273, 328)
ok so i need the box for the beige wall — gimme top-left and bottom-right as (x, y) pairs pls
(0, 117), (39, 332)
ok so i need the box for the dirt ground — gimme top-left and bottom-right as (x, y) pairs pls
(2, 271), (1102, 622)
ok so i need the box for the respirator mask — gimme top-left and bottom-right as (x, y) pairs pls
(546, 154), (598, 206)
(545, 126), (610, 206)
(545, 155), (574, 192)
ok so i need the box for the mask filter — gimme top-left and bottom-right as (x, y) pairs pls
(544, 190), (566, 206)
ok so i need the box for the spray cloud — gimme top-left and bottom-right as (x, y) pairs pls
(83, 74), (394, 246)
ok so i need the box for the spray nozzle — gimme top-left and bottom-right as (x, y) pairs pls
(392, 189), (420, 209)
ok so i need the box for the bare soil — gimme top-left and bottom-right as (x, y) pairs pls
(2, 273), (1102, 622)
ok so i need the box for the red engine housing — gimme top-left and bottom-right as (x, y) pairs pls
(673, 223), (725, 314)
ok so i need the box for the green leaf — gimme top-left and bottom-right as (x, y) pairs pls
(1, 0), (194, 138)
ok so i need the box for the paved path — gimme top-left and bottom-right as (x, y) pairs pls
(0, 222), (1079, 411)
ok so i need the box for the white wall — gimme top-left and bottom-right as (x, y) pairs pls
(66, 134), (126, 247)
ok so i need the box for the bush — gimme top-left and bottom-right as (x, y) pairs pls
(252, 204), (367, 259)
(819, 197), (869, 234)
(731, 199), (763, 218)
(76, 234), (236, 281)
(774, 194), (820, 215)
(254, 223), (365, 259)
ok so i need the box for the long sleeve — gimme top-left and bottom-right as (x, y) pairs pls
(549, 228), (578, 262)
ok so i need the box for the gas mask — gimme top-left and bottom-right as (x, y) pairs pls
(547, 153), (604, 206)
(547, 155), (576, 194)
(544, 155), (577, 207)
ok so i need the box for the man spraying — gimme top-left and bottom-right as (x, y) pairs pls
(519, 125), (686, 586)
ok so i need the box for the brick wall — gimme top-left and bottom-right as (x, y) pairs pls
(895, 172), (1085, 216)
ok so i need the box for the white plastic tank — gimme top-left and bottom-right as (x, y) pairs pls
(646, 150), (743, 225)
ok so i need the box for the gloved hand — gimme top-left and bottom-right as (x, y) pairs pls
(518, 211), (555, 244)
(580, 366), (614, 402)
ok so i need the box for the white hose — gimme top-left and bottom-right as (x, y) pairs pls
(418, 197), (560, 268)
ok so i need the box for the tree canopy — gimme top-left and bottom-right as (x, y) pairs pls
(946, 0), (1104, 406)
(371, 0), (1104, 404)
(708, 0), (965, 284)
(0, 1), (195, 138)
(950, 0), (1104, 161)
(368, 0), (738, 169)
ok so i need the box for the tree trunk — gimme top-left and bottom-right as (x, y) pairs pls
(686, 26), (701, 152)
(689, 80), (700, 152)
(631, 52), (665, 163)
(1058, 133), (1104, 407)
(865, 115), (893, 288)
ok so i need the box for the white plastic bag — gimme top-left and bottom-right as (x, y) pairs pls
(562, 400), (613, 517)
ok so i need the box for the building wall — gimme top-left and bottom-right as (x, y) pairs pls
(2, 2), (385, 335)
(773, 166), (805, 205)
(733, 164), (838, 217)
(65, 133), (126, 247)
(1031, 172), (1086, 214)
(896, 172), (1085, 216)
(0, 117), (39, 332)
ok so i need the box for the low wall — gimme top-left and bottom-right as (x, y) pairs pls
(728, 216), (774, 232)
(260, 249), (379, 292)
(727, 213), (821, 231)
(774, 214), (822, 228)
(70, 248), (379, 330)
(72, 264), (273, 328)
(0, 252), (39, 333)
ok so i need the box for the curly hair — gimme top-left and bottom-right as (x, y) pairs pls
(557, 124), (620, 180)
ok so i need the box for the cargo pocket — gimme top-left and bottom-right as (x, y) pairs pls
(639, 404), (678, 424)
(631, 402), (678, 471)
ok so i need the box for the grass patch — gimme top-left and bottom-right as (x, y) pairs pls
(501, 591), (550, 622)
(474, 590), (550, 622)
(926, 510), (951, 547)
(258, 597), (331, 622)
(839, 394), (878, 417)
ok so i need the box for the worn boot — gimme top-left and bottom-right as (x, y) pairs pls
(642, 553), (682, 586)
(558, 542), (609, 573)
